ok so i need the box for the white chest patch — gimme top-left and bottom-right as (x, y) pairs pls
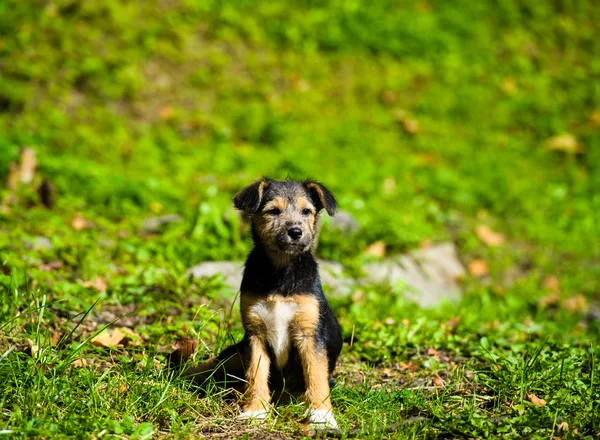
(249, 300), (299, 369)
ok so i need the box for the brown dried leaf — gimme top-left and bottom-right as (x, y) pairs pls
(538, 292), (560, 309)
(476, 225), (505, 246)
(544, 133), (581, 154)
(158, 105), (175, 120)
(543, 275), (560, 294)
(444, 316), (461, 329)
(427, 347), (439, 357)
(91, 328), (127, 348)
(402, 119), (421, 135)
(71, 358), (88, 368)
(381, 368), (393, 378)
(39, 260), (63, 272)
(398, 361), (419, 372)
(71, 215), (89, 231)
(556, 422), (569, 431)
(433, 376), (445, 387)
(468, 259), (489, 277)
(50, 330), (62, 345)
(527, 393), (546, 407)
(562, 294), (588, 314)
(81, 277), (107, 293)
(364, 241), (386, 258)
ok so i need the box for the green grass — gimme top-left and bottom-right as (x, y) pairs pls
(1, 0), (599, 438)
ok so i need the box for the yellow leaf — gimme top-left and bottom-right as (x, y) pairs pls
(92, 328), (127, 348)
(544, 133), (581, 154)
(527, 393), (546, 407)
(364, 241), (386, 258)
(476, 225), (505, 246)
(468, 259), (489, 277)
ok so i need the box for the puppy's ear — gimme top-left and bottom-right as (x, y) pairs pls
(233, 179), (269, 214)
(303, 180), (337, 216)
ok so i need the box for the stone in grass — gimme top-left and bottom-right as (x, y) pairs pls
(141, 214), (184, 234)
(187, 242), (465, 308)
(186, 260), (352, 296)
(187, 261), (244, 290)
(363, 242), (464, 308)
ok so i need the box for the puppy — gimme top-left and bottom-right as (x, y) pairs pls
(178, 178), (342, 428)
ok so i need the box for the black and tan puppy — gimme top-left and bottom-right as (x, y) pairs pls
(178, 178), (342, 428)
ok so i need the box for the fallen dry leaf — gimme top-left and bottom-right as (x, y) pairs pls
(398, 361), (419, 372)
(468, 259), (489, 277)
(538, 292), (560, 309)
(502, 77), (518, 95)
(427, 347), (439, 357)
(384, 317), (396, 326)
(556, 422), (569, 431)
(543, 275), (560, 294)
(71, 358), (88, 368)
(562, 294), (588, 314)
(402, 119), (420, 135)
(476, 225), (505, 246)
(444, 316), (461, 329)
(527, 393), (546, 407)
(39, 260), (63, 272)
(382, 176), (396, 194)
(50, 330), (62, 345)
(81, 277), (107, 293)
(433, 376), (445, 387)
(92, 328), (127, 348)
(71, 215), (90, 231)
(158, 105), (175, 120)
(364, 241), (386, 258)
(544, 133), (581, 154)
(381, 368), (393, 378)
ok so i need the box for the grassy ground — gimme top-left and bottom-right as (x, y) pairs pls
(1, 0), (599, 438)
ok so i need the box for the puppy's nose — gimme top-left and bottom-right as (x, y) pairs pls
(287, 227), (303, 240)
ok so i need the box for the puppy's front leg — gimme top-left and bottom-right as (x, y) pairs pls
(239, 335), (271, 419)
(293, 297), (338, 429)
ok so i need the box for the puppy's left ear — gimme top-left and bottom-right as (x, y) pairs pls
(234, 179), (269, 214)
(303, 180), (337, 216)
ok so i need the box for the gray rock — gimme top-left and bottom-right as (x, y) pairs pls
(26, 236), (53, 251)
(363, 242), (464, 307)
(187, 261), (244, 290)
(186, 242), (465, 308)
(327, 210), (359, 233)
(318, 260), (355, 297)
(141, 214), (184, 233)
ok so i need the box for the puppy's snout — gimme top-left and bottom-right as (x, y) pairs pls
(287, 227), (303, 240)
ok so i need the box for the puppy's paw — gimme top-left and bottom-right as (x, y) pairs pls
(309, 409), (338, 430)
(238, 409), (269, 421)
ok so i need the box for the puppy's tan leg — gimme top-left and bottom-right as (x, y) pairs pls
(293, 296), (337, 429)
(240, 335), (271, 419)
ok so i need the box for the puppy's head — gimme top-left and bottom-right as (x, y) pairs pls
(234, 178), (336, 256)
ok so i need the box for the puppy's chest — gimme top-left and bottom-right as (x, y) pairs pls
(246, 294), (319, 369)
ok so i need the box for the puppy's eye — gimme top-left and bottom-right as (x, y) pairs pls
(265, 208), (281, 216)
(302, 208), (312, 216)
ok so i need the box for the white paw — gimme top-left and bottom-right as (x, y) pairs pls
(238, 409), (269, 420)
(309, 409), (338, 429)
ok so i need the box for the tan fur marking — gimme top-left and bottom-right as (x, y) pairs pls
(263, 196), (288, 212)
(243, 335), (271, 412)
(291, 295), (332, 411)
(305, 183), (326, 210)
(256, 180), (267, 205)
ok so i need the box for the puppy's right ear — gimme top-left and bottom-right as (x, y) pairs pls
(233, 179), (269, 214)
